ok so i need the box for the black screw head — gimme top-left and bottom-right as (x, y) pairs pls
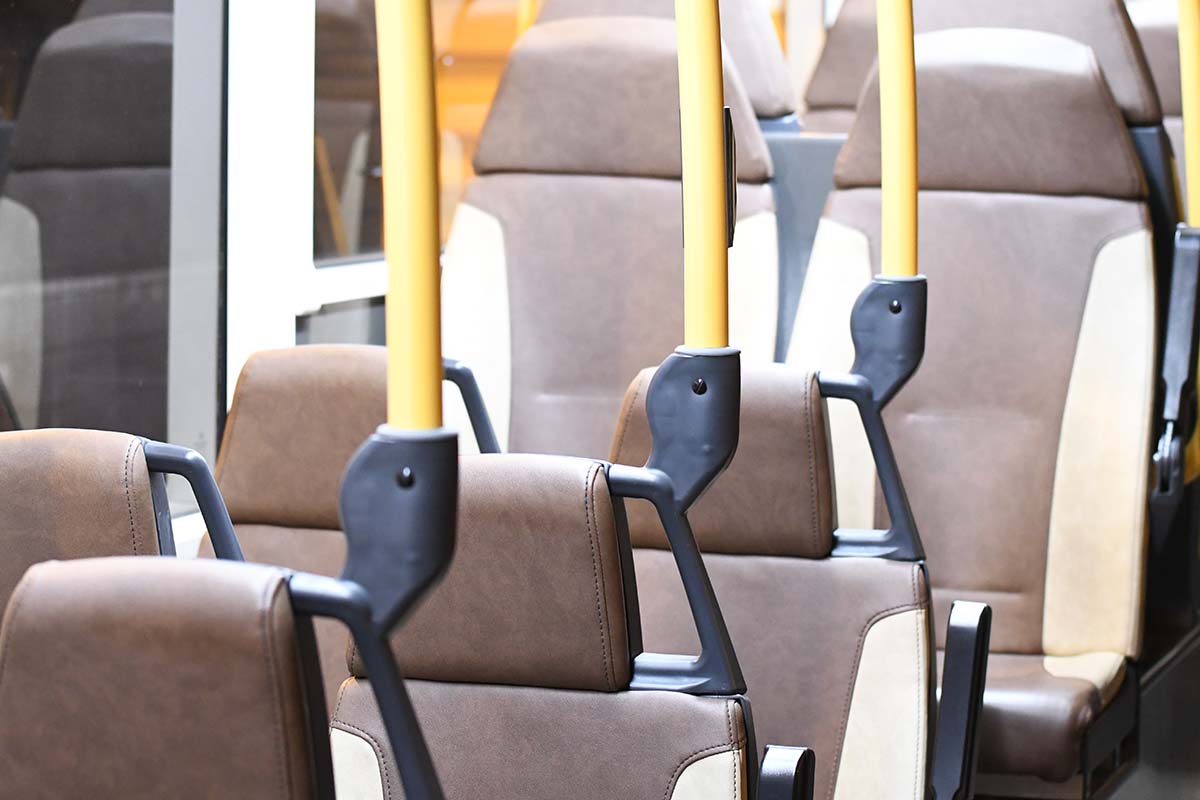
(889, 299), (903, 314)
(396, 467), (415, 488)
(691, 378), (708, 395)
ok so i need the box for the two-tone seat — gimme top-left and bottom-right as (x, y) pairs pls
(0, 1), (171, 436)
(789, 29), (1153, 795)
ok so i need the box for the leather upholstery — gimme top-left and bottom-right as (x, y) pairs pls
(473, 18), (772, 182)
(1128, 1), (1181, 116)
(0, 557), (320, 798)
(536, 0), (794, 119)
(804, 0), (1162, 131)
(836, 30), (1147, 199)
(610, 364), (835, 558)
(216, 345), (387, 530)
(348, 454), (631, 692)
(333, 677), (747, 800)
(0, 429), (159, 611)
(636, 549), (930, 800)
(937, 651), (1128, 783)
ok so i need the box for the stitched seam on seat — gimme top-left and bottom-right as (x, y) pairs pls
(660, 741), (741, 800)
(123, 437), (139, 555)
(612, 373), (647, 466)
(332, 719), (395, 800)
(803, 374), (821, 554)
(827, 598), (924, 800)
(261, 579), (290, 799)
(584, 461), (616, 690)
(727, 700), (740, 800)
(0, 577), (34, 694)
(911, 597), (924, 800)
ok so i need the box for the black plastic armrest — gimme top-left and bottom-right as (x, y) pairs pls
(931, 601), (992, 800)
(141, 440), (244, 561)
(442, 358), (501, 454)
(758, 745), (815, 800)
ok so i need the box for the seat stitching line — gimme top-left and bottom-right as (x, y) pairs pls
(660, 741), (742, 800)
(803, 374), (821, 554)
(727, 701), (739, 800)
(123, 437), (138, 555)
(0, 578), (33, 692)
(332, 719), (395, 800)
(260, 579), (290, 798)
(912, 592), (923, 800)
(583, 462), (615, 690)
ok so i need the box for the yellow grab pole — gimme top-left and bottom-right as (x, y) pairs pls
(517, 0), (540, 35)
(1180, 0), (1200, 225)
(876, 0), (918, 277)
(376, 0), (443, 429)
(676, 0), (730, 349)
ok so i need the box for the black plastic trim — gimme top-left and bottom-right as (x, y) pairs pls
(443, 358), (501, 454)
(141, 440), (243, 561)
(932, 601), (992, 800)
(758, 745), (816, 800)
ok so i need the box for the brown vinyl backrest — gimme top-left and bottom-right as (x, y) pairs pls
(609, 365), (934, 800)
(0, 557), (320, 798)
(0, 429), (159, 611)
(441, 17), (779, 459)
(536, 0), (794, 119)
(803, 0), (1162, 133)
(1127, 0), (1186, 207)
(790, 29), (1155, 659)
(331, 454), (752, 800)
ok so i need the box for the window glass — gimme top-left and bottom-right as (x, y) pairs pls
(0, 0), (176, 439)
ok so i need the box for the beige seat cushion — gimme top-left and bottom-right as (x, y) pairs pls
(936, 651), (1128, 783)
(332, 677), (747, 800)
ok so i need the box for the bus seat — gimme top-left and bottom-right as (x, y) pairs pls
(1128, 0), (1185, 208)
(536, 0), (794, 120)
(74, 0), (171, 18)
(0, 429), (160, 610)
(0, 557), (324, 798)
(0, 10), (171, 437)
(330, 454), (754, 800)
(801, 0), (875, 133)
(611, 363), (934, 800)
(441, 17), (777, 458)
(789, 29), (1152, 791)
(204, 345), (385, 709)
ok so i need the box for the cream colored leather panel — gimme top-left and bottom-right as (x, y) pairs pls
(786, 218), (875, 529)
(833, 608), (929, 800)
(441, 203), (511, 453)
(1042, 652), (1127, 706)
(330, 727), (386, 800)
(671, 748), (745, 800)
(1042, 231), (1154, 659)
(0, 198), (42, 427)
(730, 211), (780, 364)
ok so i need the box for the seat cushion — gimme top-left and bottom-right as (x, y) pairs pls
(938, 650), (1127, 783)
(331, 677), (748, 800)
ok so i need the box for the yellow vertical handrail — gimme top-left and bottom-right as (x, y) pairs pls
(376, 0), (444, 429)
(676, 0), (730, 349)
(1181, 0), (1200, 226)
(517, 0), (540, 35)
(876, 0), (918, 277)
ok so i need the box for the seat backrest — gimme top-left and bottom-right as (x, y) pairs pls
(74, 0), (171, 18)
(0, 557), (324, 798)
(1127, 0), (1186, 204)
(536, 0), (794, 120)
(441, 17), (778, 458)
(330, 453), (751, 800)
(0, 428), (160, 611)
(0, 10), (171, 436)
(804, 0), (1162, 133)
(790, 29), (1154, 660)
(610, 363), (934, 800)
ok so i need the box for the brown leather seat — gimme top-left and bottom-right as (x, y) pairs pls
(330, 454), (754, 800)
(439, 17), (779, 458)
(0, 428), (162, 611)
(611, 363), (934, 800)
(1128, 0), (1185, 208)
(0, 557), (324, 798)
(789, 29), (1153, 793)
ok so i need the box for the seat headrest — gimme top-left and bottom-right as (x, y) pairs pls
(216, 346), (386, 530)
(473, 17), (772, 183)
(74, 0), (172, 18)
(352, 454), (632, 693)
(610, 364), (835, 559)
(806, 0), (1162, 128)
(8, 14), (171, 170)
(1127, 0), (1181, 117)
(835, 29), (1146, 200)
(0, 558), (320, 797)
(536, 0), (794, 119)
(0, 429), (159, 611)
